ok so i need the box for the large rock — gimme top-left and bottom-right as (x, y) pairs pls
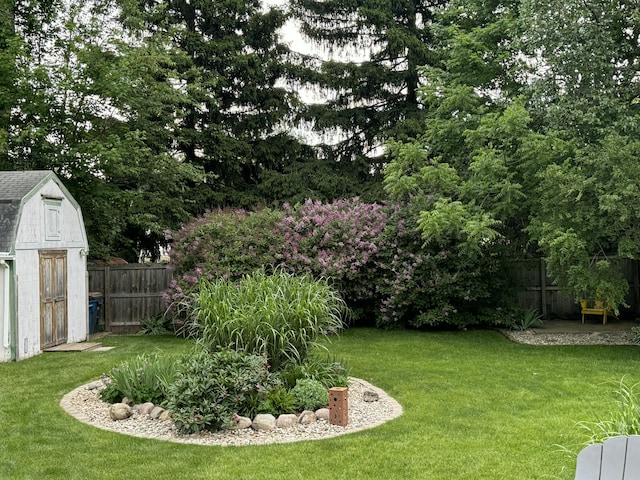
(298, 410), (317, 425)
(134, 402), (155, 415)
(227, 415), (252, 430)
(109, 403), (132, 421)
(252, 414), (276, 431)
(315, 408), (330, 421)
(276, 414), (299, 428)
(150, 406), (165, 419)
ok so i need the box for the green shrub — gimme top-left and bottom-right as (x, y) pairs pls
(279, 357), (349, 389)
(137, 313), (174, 335)
(99, 353), (178, 404)
(632, 326), (640, 345)
(577, 378), (640, 445)
(258, 387), (299, 416)
(510, 308), (544, 331)
(166, 349), (277, 433)
(189, 269), (347, 370)
(163, 208), (283, 321)
(291, 379), (328, 411)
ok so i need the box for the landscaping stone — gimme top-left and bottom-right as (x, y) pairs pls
(315, 408), (330, 421)
(276, 414), (298, 428)
(121, 397), (134, 407)
(109, 403), (132, 420)
(227, 415), (252, 430)
(363, 390), (379, 402)
(134, 402), (155, 415)
(252, 414), (276, 430)
(85, 381), (103, 390)
(150, 406), (165, 419)
(298, 410), (316, 425)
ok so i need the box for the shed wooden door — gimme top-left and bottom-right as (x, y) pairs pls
(40, 251), (67, 348)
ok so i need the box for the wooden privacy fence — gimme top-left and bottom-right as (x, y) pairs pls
(87, 264), (173, 334)
(514, 257), (640, 320)
(88, 257), (640, 334)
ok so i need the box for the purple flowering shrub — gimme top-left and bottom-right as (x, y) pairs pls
(275, 199), (388, 320)
(163, 199), (516, 329)
(373, 205), (516, 328)
(163, 208), (283, 313)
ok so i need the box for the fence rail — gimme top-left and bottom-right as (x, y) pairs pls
(87, 264), (173, 334)
(87, 258), (640, 334)
(514, 257), (640, 319)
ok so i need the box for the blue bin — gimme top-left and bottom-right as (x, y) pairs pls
(88, 299), (99, 334)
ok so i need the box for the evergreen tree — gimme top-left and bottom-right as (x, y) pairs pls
(288, 0), (446, 186)
(122, 0), (314, 209)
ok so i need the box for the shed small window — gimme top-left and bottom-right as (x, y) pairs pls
(43, 198), (62, 241)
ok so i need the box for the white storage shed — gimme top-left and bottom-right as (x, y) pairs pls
(0, 170), (89, 361)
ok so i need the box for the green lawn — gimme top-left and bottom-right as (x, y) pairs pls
(1, 329), (638, 479)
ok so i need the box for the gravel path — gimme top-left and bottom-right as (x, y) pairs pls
(60, 377), (403, 446)
(501, 329), (636, 346)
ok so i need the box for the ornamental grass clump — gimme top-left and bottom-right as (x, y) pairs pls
(191, 270), (347, 370)
(100, 353), (178, 405)
(577, 378), (640, 445)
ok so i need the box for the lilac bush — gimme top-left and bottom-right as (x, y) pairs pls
(163, 199), (516, 329)
(275, 199), (388, 317)
(163, 208), (283, 312)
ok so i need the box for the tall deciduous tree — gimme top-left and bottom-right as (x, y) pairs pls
(0, 0), (15, 169)
(386, 0), (640, 311)
(520, 0), (640, 310)
(8, 0), (203, 261)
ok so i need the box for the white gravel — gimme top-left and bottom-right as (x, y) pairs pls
(60, 377), (403, 446)
(501, 329), (636, 346)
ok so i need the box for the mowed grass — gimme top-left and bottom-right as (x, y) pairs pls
(0, 329), (638, 479)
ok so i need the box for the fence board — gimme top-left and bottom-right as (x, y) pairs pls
(87, 264), (172, 334)
(514, 257), (640, 319)
(88, 258), (640, 332)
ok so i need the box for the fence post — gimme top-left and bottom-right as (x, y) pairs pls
(540, 258), (547, 319)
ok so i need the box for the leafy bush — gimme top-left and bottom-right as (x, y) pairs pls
(137, 313), (174, 335)
(99, 353), (178, 404)
(374, 206), (518, 329)
(291, 379), (328, 411)
(166, 349), (277, 433)
(164, 198), (517, 330)
(163, 208), (282, 317)
(577, 379), (640, 445)
(258, 387), (299, 416)
(279, 357), (349, 389)
(510, 308), (544, 331)
(186, 269), (346, 370)
(276, 199), (388, 319)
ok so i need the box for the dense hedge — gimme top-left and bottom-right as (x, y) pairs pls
(164, 199), (517, 329)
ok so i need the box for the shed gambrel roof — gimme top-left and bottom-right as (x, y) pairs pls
(0, 170), (78, 254)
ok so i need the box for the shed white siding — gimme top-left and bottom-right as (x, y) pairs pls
(0, 171), (89, 361)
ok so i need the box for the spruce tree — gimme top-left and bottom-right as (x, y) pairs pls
(289, 0), (446, 183)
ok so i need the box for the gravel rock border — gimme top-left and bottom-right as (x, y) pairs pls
(501, 329), (636, 346)
(60, 377), (403, 446)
